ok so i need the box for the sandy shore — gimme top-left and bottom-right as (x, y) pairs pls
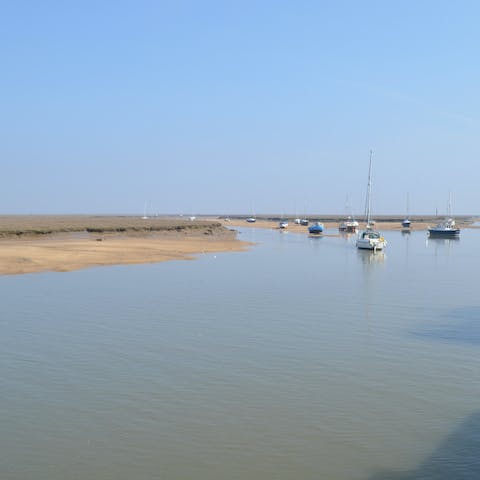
(220, 218), (474, 232)
(0, 218), (251, 276)
(1, 214), (476, 276)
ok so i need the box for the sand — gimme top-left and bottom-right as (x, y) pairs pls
(0, 230), (251, 276)
(1, 215), (475, 276)
(221, 218), (473, 232)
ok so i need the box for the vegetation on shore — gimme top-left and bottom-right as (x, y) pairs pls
(0, 216), (226, 238)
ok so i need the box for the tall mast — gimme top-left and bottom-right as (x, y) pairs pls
(364, 149), (373, 226)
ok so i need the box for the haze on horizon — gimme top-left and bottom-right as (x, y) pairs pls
(2, 1), (479, 217)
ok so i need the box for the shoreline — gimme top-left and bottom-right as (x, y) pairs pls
(219, 217), (476, 232)
(1, 214), (477, 276)
(0, 218), (251, 276)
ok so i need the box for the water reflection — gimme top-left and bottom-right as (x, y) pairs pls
(426, 236), (460, 259)
(426, 237), (460, 246)
(339, 232), (357, 240)
(357, 249), (386, 266)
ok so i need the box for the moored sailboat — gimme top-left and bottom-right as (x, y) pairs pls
(339, 195), (359, 233)
(428, 195), (460, 237)
(401, 193), (411, 230)
(356, 150), (387, 251)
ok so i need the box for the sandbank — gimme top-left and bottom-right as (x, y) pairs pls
(0, 216), (250, 276)
(220, 217), (475, 233)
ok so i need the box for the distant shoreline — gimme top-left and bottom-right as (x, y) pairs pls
(215, 215), (477, 232)
(0, 216), (251, 276)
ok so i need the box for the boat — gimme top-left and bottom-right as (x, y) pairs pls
(308, 222), (324, 235)
(428, 218), (460, 237)
(428, 195), (460, 238)
(339, 196), (359, 232)
(401, 193), (411, 229)
(142, 200), (148, 219)
(300, 218), (309, 226)
(279, 220), (289, 229)
(339, 216), (359, 233)
(246, 217), (256, 223)
(356, 150), (387, 251)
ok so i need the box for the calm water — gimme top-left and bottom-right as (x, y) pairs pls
(1, 227), (480, 480)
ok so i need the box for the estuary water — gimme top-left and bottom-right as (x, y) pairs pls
(1, 227), (480, 480)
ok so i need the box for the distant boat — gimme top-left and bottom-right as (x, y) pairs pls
(294, 218), (301, 225)
(428, 218), (460, 237)
(300, 218), (309, 226)
(356, 150), (387, 251)
(142, 201), (148, 219)
(339, 215), (359, 233)
(339, 196), (359, 232)
(339, 217), (359, 233)
(308, 222), (324, 235)
(428, 194), (460, 238)
(246, 217), (256, 223)
(279, 220), (289, 229)
(401, 193), (411, 229)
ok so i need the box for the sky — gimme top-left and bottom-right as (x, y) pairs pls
(2, 0), (479, 216)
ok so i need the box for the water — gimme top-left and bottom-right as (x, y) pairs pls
(1, 227), (480, 479)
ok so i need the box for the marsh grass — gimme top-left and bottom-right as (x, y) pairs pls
(0, 216), (224, 238)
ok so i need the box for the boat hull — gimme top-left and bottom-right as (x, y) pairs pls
(308, 224), (324, 234)
(428, 228), (460, 238)
(356, 239), (386, 250)
(356, 229), (386, 251)
(339, 225), (358, 233)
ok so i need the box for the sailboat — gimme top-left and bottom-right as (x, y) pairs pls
(339, 195), (359, 233)
(356, 150), (387, 251)
(401, 193), (411, 230)
(279, 214), (289, 229)
(142, 201), (149, 219)
(246, 204), (256, 223)
(428, 194), (460, 237)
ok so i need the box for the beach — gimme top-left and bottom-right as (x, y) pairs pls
(0, 216), (250, 276)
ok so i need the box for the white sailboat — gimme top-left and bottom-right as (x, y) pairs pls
(246, 203), (256, 223)
(339, 195), (359, 232)
(356, 150), (387, 251)
(142, 201), (148, 219)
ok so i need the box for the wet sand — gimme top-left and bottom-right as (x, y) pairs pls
(0, 218), (251, 276)
(1, 215), (475, 276)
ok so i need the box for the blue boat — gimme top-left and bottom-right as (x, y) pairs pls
(308, 222), (324, 234)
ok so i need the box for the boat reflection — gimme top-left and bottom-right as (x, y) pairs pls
(426, 236), (460, 246)
(357, 249), (386, 265)
(339, 231), (357, 240)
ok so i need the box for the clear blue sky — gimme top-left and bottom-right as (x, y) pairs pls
(2, 1), (479, 216)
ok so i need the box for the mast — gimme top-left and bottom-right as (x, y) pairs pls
(364, 150), (373, 227)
